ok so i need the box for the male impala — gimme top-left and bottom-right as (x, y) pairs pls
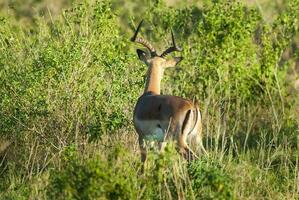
(132, 20), (205, 162)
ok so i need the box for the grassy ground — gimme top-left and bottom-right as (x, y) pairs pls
(0, 0), (298, 199)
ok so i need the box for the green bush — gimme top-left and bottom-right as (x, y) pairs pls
(47, 143), (193, 200)
(47, 145), (139, 200)
(0, 0), (135, 142)
(141, 143), (185, 199)
(188, 159), (234, 200)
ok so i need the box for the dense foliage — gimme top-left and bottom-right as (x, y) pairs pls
(0, 0), (298, 199)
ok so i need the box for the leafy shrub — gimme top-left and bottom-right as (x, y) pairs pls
(141, 143), (184, 199)
(47, 145), (139, 200)
(0, 0), (136, 143)
(188, 159), (234, 200)
(48, 143), (193, 200)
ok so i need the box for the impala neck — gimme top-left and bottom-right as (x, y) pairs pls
(144, 64), (164, 95)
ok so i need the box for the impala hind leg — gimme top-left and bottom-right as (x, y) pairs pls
(179, 146), (198, 161)
(192, 134), (207, 156)
(138, 138), (147, 163)
(138, 138), (147, 174)
(178, 132), (198, 161)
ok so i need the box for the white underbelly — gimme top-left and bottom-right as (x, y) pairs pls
(134, 119), (166, 142)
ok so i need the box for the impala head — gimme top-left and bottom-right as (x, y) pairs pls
(131, 20), (183, 69)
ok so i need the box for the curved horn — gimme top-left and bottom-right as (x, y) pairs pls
(160, 30), (182, 58)
(131, 20), (157, 57)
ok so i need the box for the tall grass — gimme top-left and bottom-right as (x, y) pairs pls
(0, 0), (298, 199)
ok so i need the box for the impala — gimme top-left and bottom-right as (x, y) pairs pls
(132, 20), (205, 162)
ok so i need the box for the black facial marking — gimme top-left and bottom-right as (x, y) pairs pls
(157, 124), (161, 128)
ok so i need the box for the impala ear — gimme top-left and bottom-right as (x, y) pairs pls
(165, 57), (183, 68)
(137, 49), (149, 63)
(174, 57), (183, 65)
